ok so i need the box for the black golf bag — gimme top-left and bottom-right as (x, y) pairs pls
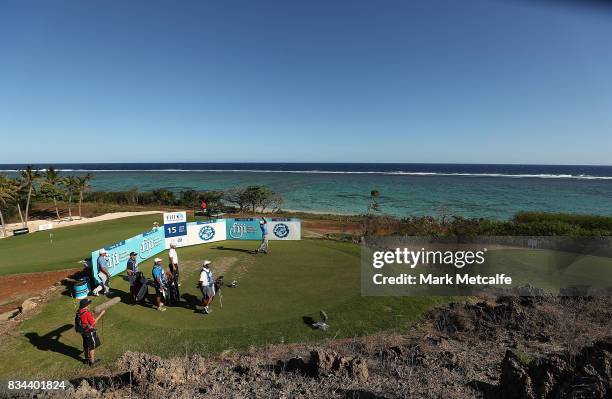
(133, 272), (148, 302)
(165, 271), (180, 305)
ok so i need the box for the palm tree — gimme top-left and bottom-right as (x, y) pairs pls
(19, 166), (41, 228)
(43, 167), (62, 221)
(0, 175), (16, 237)
(62, 176), (78, 221)
(75, 173), (93, 219)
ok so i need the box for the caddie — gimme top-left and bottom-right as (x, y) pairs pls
(126, 251), (139, 302)
(151, 258), (168, 311)
(198, 260), (215, 314)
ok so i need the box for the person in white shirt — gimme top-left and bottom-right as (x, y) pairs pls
(198, 260), (215, 314)
(168, 242), (180, 286)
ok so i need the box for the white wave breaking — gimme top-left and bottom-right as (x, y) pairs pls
(0, 169), (611, 179)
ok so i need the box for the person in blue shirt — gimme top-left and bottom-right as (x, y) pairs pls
(255, 217), (269, 254)
(92, 249), (112, 297)
(151, 258), (167, 311)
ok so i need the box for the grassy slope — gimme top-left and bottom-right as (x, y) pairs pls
(0, 214), (164, 275)
(0, 239), (447, 378)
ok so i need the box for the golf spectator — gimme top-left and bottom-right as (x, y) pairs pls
(126, 251), (139, 302)
(93, 249), (111, 296)
(255, 217), (269, 254)
(153, 221), (159, 231)
(77, 298), (105, 366)
(168, 242), (180, 286)
(198, 260), (215, 314)
(152, 258), (167, 311)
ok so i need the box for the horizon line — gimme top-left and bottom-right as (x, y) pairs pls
(1, 162), (611, 167)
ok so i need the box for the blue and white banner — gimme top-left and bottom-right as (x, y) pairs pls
(163, 211), (187, 225)
(226, 218), (263, 240)
(167, 220), (227, 248)
(225, 218), (301, 240)
(90, 217), (300, 282)
(91, 227), (166, 282)
(268, 218), (301, 240)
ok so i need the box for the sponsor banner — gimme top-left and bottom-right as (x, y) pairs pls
(38, 223), (54, 231)
(268, 219), (301, 240)
(164, 222), (187, 238)
(165, 220), (226, 248)
(225, 218), (301, 240)
(91, 227), (166, 282)
(163, 211), (187, 225)
(226, 218), (262, 240)
(90, 218), (301, 282)
(13, 228), (29, 236)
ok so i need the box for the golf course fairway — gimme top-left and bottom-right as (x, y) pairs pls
(0, 214), (163, 275)
(0, 234), (448, 378)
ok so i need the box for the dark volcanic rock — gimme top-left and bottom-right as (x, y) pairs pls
(496, 340), (612, 399)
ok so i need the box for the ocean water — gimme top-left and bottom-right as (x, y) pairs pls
(1, 163), (611, 219)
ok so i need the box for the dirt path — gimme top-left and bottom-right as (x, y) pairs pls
(0, 268), (82, 314)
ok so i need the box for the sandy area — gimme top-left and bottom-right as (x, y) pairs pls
(0, 211), (162, 239)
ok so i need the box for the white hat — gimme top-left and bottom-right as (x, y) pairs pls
(99, 249), (107, 255)
(154, 257), (162, 263)
(202, 260), (211, 268)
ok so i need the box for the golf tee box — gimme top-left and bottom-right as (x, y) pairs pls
(90, 216), (301, 282)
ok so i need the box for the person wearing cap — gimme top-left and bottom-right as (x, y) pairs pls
(198, 261), (215, 314)
(77, 298), (106, 366)
(126, 252), (139, 302)
(168, 242), (180, 287)
(151, 258), (167, 311)
(92, 249), (112, 296)
(255, 217), (269, 254)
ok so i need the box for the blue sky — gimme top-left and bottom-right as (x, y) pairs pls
(0, 0), (611, 164)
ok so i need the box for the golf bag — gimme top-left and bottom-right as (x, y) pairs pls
(133, 273), (148, 302)
(165, 271), (180, 306)
(214, 275), (224, 292)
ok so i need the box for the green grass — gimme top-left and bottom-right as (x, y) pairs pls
(0, 215), (164, 275)
(0, 239), (448, 378)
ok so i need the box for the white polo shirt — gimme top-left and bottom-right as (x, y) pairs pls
(169, 248), (179, 265)
(199, 268), (213, 287)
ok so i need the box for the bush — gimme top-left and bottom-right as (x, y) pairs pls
(513, 212), (612, 231)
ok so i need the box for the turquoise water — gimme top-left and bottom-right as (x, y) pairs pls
(83, 171), (611, 219)
(3, 163), (611, 219)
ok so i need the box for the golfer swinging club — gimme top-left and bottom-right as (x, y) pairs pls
(198, 260), (215, 314)
(255, 217), (269, 254)
(152, 258), (168, 311)
(92, 249), (112, 297)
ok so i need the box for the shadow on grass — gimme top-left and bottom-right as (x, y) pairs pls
(108, 287), (155, 309)
(25, 324), (83, 362)
(181, 293), (203, 313)
(212, 245), (255, 254)
(302, 316), (317, 329)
